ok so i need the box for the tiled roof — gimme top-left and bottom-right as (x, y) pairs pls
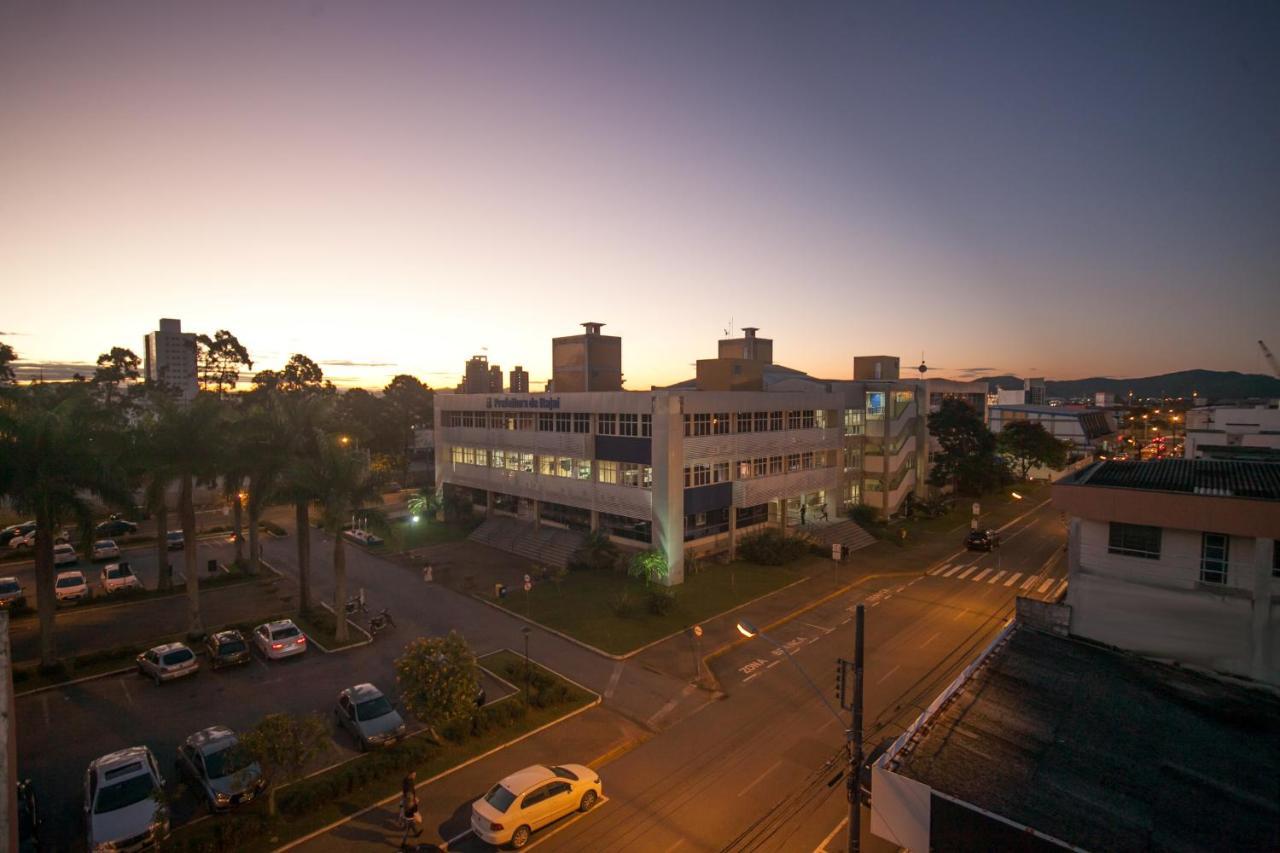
(1076, 458), (1280, 500)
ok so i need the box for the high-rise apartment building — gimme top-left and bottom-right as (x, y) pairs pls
(488, 364), (504, 393)
(509, 366), (529, 393)
(551, 322), (622, 392)
(144, 318), (198, 400)
(462, 355), (490, 393)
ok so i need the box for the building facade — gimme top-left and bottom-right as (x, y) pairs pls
(1183, 401), (1280, 460)
(988, 403), (1114, 453)
(509, 366), (529, 393)
(1053, 459), (1280, 686)
(143, 317), (198, 400)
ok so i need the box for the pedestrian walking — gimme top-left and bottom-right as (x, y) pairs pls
(399, 794), (424, 847)
(799, 503), (807, 525)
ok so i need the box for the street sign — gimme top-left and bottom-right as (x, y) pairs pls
(693, 625), (703, 638)
(523, 573), (531, 583)
(523, 580), (532, 592)
(831, 543), (843, 561)
(972, 502), (980, 516)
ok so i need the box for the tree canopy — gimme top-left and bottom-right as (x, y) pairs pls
(926, 398), (1007, 495)
(0, 340), (17, 384)
(239, 712), (330, 816)
(92, 346), (141, 404)
(997, 420), (1072, 479)
(394, 631), (481, 731)
(196, 329), (253, 394)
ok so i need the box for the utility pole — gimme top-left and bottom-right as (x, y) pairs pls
(848, 603), (865, 853)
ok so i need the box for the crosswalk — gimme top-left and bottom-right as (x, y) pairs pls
(925, 561), (1067, 599)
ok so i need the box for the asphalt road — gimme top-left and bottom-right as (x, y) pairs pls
(531, 500), (1067, 852)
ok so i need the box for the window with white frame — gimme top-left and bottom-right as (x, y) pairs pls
(620, 413), (639, 437)
(1107, 522), (1161, 560)
(712, 413), (730, 435)
(769, 456), (783, 475)
(598, 460), (618, 484)
(556, 457), (573, 478)
(770, 411), (783, 431)
(555, 413), (572, 433)
(597, 414), (617, 435)
(641, 414), (652, 437)
(712, 461), (730, 483)
(736, 412), (754, 433)
(1200, 533), (1229, 584)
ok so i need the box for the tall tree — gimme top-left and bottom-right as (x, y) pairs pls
(0, 340), (17, 384)
(0, 385), (130, 666)
(997, 420), (1072, 479)
(196, 330), (253, 395)
(926, 398), (1006, 495)
(252, 354), (332, 395)
(382, 374), (434, 477)
(92, 346), (141, 406)
(293, 436), (382, 642)
(276, 392), (333, 614)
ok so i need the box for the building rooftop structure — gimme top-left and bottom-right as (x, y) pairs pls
(1068, 458), (1280, 500)
(883, 625), (1280, 853)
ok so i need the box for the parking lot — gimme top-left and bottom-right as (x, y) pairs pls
(16, 624), (516, 848)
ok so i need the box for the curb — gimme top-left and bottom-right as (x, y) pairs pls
(275, 665), (603, 852)
(470, 573), (813, 662)
(14, 665), (138, 697)
(313, 601), (374, 652)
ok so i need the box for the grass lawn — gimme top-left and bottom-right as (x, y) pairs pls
(482, 559), (805, 655)
(164, 651), (595, 852)
(891, 480), (1050, 539)
(378, 518), (474, 553)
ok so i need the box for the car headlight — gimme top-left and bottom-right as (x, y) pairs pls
(396, 723), (407, 735)
(215, 791), (232, 806)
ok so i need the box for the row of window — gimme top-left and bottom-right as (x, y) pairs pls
(682, 409), (833, 437)
(682, 451), (833, 488)
(443, 410), (653, 437)
(447, 446), (652, 488)
(1106, 523), (1280, 585)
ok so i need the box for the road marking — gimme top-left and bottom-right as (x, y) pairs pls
(840, 617), (851, 625)
(604, 662), (624, 700)
(1021, 575), (1038, 590)
(40, 694), (50, 727)
(919, 632), (940, 649)
(929, 564), (949, 576)
(1037, 578), (1054, 594)
(737, 759), (783, 797)
(942, 565), (963, 578)
(952, 606), (968, 621)
(972, 568), (992, 582)
(120, 677), (135, 706)
(664, 839), (685, 853)
(766, 659), (781, 669)
(743, 672), (761, 683)
(876, 664), (901, 684)
(1054, 579), (1068, 598)
(988, 570), (1006, 585)
(1004, 572), (1022, 587)
(800, 620), (834, 635)
(813, 816), (849, 852)
(957, 566), (977, 579)
(522, 795), (611, 851)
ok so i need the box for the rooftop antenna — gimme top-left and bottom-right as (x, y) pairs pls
(916, 351), (928, 376)
(723, 317), (733, 337)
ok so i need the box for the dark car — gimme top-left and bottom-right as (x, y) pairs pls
(94, 516), (138, 538)
(205, 630), (251, 669)
(965, 529), (1000, 552)
(176, 726), (266, 811)
(0, 521), (36, 548)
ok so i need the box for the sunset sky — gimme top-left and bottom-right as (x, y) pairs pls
(1, 1), (1277, 390)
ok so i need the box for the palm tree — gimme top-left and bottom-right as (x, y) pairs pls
(235, 399), (290, 576)
(137, 393), (181, 591)
(0, 386), (130, 667)
(293, 436), (381, 643)
(150, 393), (227, 638)
(275, 392), (333, 614)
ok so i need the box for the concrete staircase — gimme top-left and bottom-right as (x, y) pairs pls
(807, 520), (878, 554)
(467, 516), (587, 569)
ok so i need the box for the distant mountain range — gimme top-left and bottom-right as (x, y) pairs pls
(975, 370), (1280, 402)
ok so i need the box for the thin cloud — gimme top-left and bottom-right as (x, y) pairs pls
(317, 359), (397, 368)
(12, 360), (95, 380)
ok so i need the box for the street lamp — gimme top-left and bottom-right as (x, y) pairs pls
(1011, 491), (1023, 501)
(736, 613), (865, 853)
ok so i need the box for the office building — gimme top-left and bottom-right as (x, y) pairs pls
(988, 403), (1114, 453)
(143, 318), (198, 400)
(1183, 401), (1280, 460)
(509, 366), (529, 393)
(436, 324), (987, 584)
(462, 355), (490, 393)
(1052, 458), (1280, 686)
(488, 364), (504, 393)
(551, 322), (622, 392)
(1024, 376), (1046, 406)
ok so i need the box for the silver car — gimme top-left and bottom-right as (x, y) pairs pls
(136, 642), (199, 686)
(175, 726), (266, 812)
(335, 683), (406, 751)
(84, 746), (167, 852)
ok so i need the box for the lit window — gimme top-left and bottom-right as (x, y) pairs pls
(576, 459), (592, 480)
(598, 461), (618, 484)
(491, 450), (505, 469)
(738, 460), (751, 479)
(557, 457), (573, 478)
(712, 413), (730, 435)
(475, 448), (488, 467)
(712, 462), (730, 483)
(462, 447), (475, 465)
(520, 453), (534, 473)
(538, 455), (555, 476)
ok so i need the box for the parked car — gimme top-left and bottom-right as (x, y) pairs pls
(94, 516), (138, 538)
(175, 726), (266, 812)
(101, 562), (141, 594)
(335, 683), (407, 751)
(84, 746), (168, 852)
(6, 530), (32, 550)
(0, 576), (27, 610)
(253, 619), (307, 660)
(470, 764), (601, 848)
(0, 521), (36, 548)
(54, 571), (90, 605)
(53, 542), (78, 566)
(964, 529), (1000, 552)
(17, 778), (40, 853)
(166, 530), (185, 550)
(136, 642), (199, 685)
(91, 539), (121, 561)
(205, 630), (251, 669)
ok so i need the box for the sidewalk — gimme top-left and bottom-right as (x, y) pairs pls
(286, 705), (645, 852)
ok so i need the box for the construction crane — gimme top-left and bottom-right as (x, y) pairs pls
(1260, 340), (1280, 379)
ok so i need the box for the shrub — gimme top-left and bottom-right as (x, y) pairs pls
(683, 549), (705, 577)
(646, 587), (677, 615)
(848, 504), (881, 526)
(568, 531), (619, 572)
(737, 529), (809, 565)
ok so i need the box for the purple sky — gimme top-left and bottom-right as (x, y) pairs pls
(2, 1), (1277, 389)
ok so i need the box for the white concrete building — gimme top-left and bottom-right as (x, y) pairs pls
(1053, 459), (1280, 687)
(143, 318), (198, 400)
(988, 403), (1114, 454)
(1183, 401), (1280, 460)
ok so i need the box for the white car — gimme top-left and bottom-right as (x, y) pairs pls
(84, 746), (168, 851)
(91, 539), (121, 561)
(101, 562), (141, 594)
(53, 542), (78, 566)
(253, 619), (307, 660)
(55, 570), (90, 604)
(471, 764), (601, 848)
